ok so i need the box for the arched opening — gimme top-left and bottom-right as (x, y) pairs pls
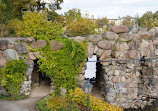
(31, 59), (51, 97)
(85, 55), (104, 99)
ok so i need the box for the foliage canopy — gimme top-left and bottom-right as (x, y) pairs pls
(122, 15), (135, 27)
(66, 17), (96, 37)
(140, 11), (158, 29)
(14, 11), (64, 40)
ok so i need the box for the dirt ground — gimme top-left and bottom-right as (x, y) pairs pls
(0, 80), (50, 111)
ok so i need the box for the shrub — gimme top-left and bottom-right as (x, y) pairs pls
(6, 18), (22, 36)
(37, 88), (123, 111)
(0, 67), (6, 87)
(2, 60), (27, 96)
(37, 94), (80, 111)
(66, 17), (96, 37)
(69, 88), (123, 111)
(15, 11), (64, 40)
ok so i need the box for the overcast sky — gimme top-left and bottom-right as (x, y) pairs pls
(54, 0), (158, 19)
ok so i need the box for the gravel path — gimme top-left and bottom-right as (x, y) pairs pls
(0, 80), (50, 111)
(91, 83), (104, 99)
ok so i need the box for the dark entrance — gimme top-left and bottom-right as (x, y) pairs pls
(85, 55), (104, 99)
(31, 59), (51, 88)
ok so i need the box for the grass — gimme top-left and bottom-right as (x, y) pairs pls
(0, 94), (29, 100)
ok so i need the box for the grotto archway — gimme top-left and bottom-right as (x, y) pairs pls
(1, 26), (158, 109)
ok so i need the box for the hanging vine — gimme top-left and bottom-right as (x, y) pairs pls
(38, 37), (87, 95)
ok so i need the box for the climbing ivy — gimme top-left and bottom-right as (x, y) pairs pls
(38, 37), (87, 95)
(0, 60), (27, 96)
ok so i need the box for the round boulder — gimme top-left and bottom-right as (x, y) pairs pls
(119, 33), (132, 42)
(50, 40), (64, 51)
(31, 40), (47, 49)
(102, 31), (119, 40)
(4, 49), (19, 61)
(0, 40), (10, 50)
(98, 40), (112, 50)
(14, 43), (29, 54)
(111, 25), (129, 34)
(0, 57), (7, 66)
(86, 35), (102, 42)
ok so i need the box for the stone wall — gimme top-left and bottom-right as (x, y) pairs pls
(0, 25), (158, 109)
(74, 26), (158, 109)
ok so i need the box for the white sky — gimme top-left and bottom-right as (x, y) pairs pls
(85, 55), (97, 79)
(55, 0), (158, 19)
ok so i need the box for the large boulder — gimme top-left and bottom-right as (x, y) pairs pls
(25, 37), (35, 44)
(138, 28), (151, 39)
(28, 52), (37, 60)
(149, 27), (158, 38)
(102, 31), (119, 40)
(50, 40), (64, 51)
(31, 40), (47, 49)
(96, 48), (104, 56)
(127, 50), (140, 59)
(0, 57), (7, 66)
(74, 36), (85, 42)
(0, 40), (10, 50)
(86, 35), (102, 42)
(87, 42), (94, 58)
(99, 50), (111, 60)
(129, 27), (138, 34)
(119, 33), (132, 42)
(115, 51), (128, 59)
(25, 59), (34, 66)
(98, 40), (112, 50)
(139, 31), (151, 39)
(111, 25), (129, 34)
(115, 42), (129, 51)
(14, 43), (29, 54)
(4, 49), (19, 61)
(139, 40), (149, 48)
(128, 40), (140, 50)
(93, 45), (99, 54)
(131, 34), (141, 41)
(33, 52), (41, 58)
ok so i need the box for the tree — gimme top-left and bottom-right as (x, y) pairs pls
(47, 10), (65, 26)
(64, 8), (81, 24)
(14, 11), (64, 40)
(66, 17), (96, 37)
(96, 17), (109, 28)
(140, 11), (155, 29)
(122, 15), (135, 27)
(0, 0), (63, 22)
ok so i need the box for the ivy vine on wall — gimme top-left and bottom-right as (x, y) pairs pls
(0, 60), (27, 96)
(38, 37), (87, 95)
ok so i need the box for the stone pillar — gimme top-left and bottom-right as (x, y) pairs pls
(21, 65), (34, 96)
(102, 62), (139, 109)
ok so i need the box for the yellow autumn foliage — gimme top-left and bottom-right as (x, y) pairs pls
(9, 11), (63, 40)
(69, 88), (123, 111)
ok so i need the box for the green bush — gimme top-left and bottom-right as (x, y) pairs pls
(14, 11), (64, 40)
(66, 17), (96, 37)
(38, 37), (87, 95)
(36, 88), (123, 111)
(0, 60), (27, 96)
(36, 94), (80, 111)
